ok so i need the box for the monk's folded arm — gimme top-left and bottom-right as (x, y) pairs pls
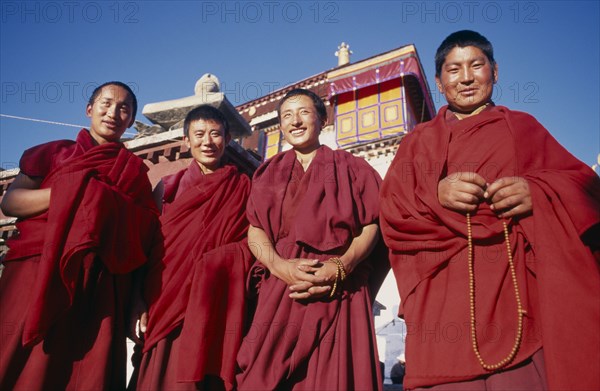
(247, 224), (285, 267)
(338, 223), (379, 274)
(247, 225), (324, 288)
(247, 225), (291, 282)
(0, 173), (49, 218)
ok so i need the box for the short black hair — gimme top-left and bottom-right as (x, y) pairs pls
(88, 81), (138, 121)
(277, 88), (327, 122)
(183, 105), (229, 137)
(435, 30), (495, 77)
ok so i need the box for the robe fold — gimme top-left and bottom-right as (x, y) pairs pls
(0, 129), (158, 391)
(236, 146), (389, 391)
(380, 106), (600, 390)
(136, 162), (252, 390)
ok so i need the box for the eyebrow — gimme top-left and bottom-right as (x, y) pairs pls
(98, 97), (132, 106)
(444, 56), (487, 67)
(282, 106), (312, 112)
(193, 127), (222, 132)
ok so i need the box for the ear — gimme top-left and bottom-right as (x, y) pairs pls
(493, 63), (499, 83)
(435, 76), (443, 93)
(184, 135), (191, 149)
(86, 104), (92, 118)
(225, 133), (232, 144)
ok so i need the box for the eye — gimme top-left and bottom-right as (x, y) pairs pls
(210, 131), (221, 137)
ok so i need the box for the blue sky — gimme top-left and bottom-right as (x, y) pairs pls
(1, 1), (599, 170)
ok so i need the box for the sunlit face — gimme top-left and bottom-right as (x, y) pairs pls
(185, 119), (230, 174)
(279, 94), (324, 154)
(436, 46), (498, 114)
(86, 84), (134, 144)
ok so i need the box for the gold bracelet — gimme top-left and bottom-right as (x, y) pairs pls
(328, 257), (347, 281)
(327, 257), (347, 298)
(329, 262), (340, 298)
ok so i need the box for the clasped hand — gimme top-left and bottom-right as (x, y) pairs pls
(274, 259), (339, 300)
(438, 172), (532, 218)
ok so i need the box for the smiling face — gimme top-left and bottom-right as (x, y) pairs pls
(185, 119), (230, 174)
(279, 94), (324, 154)
(86, 84), (134, 144)
(436, 45), (498, 114)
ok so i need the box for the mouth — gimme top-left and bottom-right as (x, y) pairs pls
(290, 128), (306, 136)
(458, 88), (479, 96)
(103, 120), (119, 130)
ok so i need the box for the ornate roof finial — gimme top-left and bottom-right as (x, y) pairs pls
(194, 73), (220, 97)
(335, 42), (352, 67)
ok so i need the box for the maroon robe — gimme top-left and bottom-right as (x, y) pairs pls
(136, 162), (252, 390)
(380, 106), (600, 390)
(236, 146), (388, 390)
(0, 129), (158, 390)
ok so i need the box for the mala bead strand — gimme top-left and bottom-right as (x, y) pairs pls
(329, 257), (347, 280)
(329, 263), (340, 298)
(467, 213), (526, 371)
(328, 257), (347, 297)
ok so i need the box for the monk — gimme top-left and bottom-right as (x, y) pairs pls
(132, 105), (253, 391)
(0, 81), (159, 390)
(380, 30), (600, 390)
(236, 88), (389, 390)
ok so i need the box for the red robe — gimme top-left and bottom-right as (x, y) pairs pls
(0, 129), (158, 390)
(236, 146), (389, 390)
(136, 162), (252, 390)
(380, 106), (600, 390)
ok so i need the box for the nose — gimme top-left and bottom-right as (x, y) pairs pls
(459, 66), (474, 84)
(291, 112), (302, 126)
(201, 133), (213, 145)
(106, 104), (117, 118)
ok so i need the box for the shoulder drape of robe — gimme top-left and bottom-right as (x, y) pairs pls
(236, 146), (388, 390)
(7, 129), (158, 346)
(140, 163), (252, 389)
(380, 106), (600, 390)
(0, 129), (158, 390)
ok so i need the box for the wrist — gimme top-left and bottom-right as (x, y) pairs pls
(326, 257), (348, 298)
(337, 253), (355, 275)
(266, 259), (282, 279)
(267, 255), (290, 280)
(321, 260), (339, 282)
(257, 246), (284, 276)
(328, 257), (347, 279)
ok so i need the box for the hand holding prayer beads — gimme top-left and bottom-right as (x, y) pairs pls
(438, 171), (487, 213)
(439, 173), (532, 218)
(485, 176), (532, 218)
